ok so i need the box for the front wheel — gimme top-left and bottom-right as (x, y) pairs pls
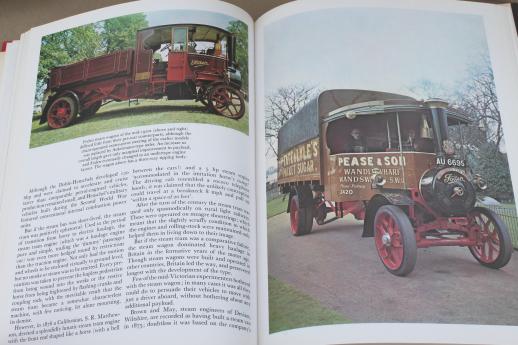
(208, 85), (246, 119)
(468, 207), (513, 269)
(374, 205), (417, 276)
(46, 94), (79, 129)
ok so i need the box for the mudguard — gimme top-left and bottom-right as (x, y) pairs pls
(40, 90), (81, 124)
(362, 192), (413, 237)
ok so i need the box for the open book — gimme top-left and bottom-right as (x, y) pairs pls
(1, 0), (518, 344)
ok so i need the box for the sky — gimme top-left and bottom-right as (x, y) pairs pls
(264, 7), (490, 99)
(145, 10), (239, 31)
(263, 7), (491, 171)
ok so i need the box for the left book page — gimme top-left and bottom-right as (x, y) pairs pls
(0, 1), (256, 345)
(0, 41), (21, 202)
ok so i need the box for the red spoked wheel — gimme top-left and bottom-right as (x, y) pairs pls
(208, 85), (245, 119)
(46, 95), (78, 129)
(289, 195), (313, 236)
(374, 205), (417, 276)
(468, 207), (512, 269)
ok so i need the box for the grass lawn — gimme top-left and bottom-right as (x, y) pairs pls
(30, 99), (249, 148)
(267, 195), (288, 219)
(268, 276), (350, 334)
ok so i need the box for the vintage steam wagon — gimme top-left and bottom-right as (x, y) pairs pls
(277, 89), (513, 276)
(41, 24), (246, 129)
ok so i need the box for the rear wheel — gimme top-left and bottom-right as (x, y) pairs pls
(468, 207), (512, 269)
(374, 205), (417, 276)
(289, 194), (313, 236)
(46, 95), (78, 129)
(208, 85), (245, 119)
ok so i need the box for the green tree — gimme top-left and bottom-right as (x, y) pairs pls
(226, 20), (248, 92)
(102, 13), (148, 52)
(38, 32), (70, 94)
(37, 24), (102, 100)
(36, 14), (148, 104)
(470, 143), (514, 202)
(65, 24), (103, 60)
(408, 59), (514, 204)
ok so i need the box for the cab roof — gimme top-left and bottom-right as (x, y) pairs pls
(138, 24), (232, 42)
(325, 95), (470, 125)
(278, 89), (471, 155)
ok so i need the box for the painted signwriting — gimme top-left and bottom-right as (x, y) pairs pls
(337, 155), (406, 167)
(190, 59), (209, 67)
(327, 152), (435, 201)
(278, 138), (320, 183)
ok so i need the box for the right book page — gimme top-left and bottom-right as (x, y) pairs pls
(254, 0), (518, 344)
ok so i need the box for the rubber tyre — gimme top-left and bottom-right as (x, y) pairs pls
(208, 85), (246, 119)
(374, 205), (417, 276)
(290, 195), (313, 236)
(46, 95), (78, 129)
(468, 207), (513, 269)
(198, 86), (209, 107)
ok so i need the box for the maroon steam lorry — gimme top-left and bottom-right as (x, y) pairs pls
(277, 89), (513, 276)
(41, 24), (246, 129)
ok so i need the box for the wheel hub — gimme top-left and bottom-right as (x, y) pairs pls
(381, 232), (392, 246)
(450, 186), (464, 198)
(57, 107), (67, 116)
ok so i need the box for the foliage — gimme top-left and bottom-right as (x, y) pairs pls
(268, 276), (350, 334)
(226, 20), (248, 92)
(409, 56), (503, 149)
(265, 84), (319, 158)
(408, 57), (513, 203)
(102, 13), (148, 52)
(469, 143), (514, 202)
(36, 14), (149, 101)
(37, 24), (102, 100)
(452, 66), (513, 202)
(455, 58), (503, 148)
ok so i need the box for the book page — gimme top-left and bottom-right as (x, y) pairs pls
(0, 50), (4, 74)
(255, 0), (518, 344)
(0, 41), (20, 204)
(0, 1), (256, 345)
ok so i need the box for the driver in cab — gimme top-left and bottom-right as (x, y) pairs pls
(345, 128), (367, 153)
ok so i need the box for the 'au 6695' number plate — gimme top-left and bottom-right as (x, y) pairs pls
(436, 157), (465, 167)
